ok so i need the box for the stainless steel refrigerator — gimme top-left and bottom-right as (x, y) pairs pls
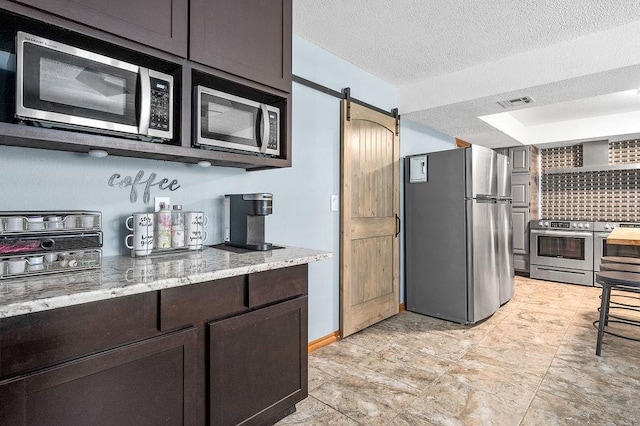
(405, 146), (514, 324)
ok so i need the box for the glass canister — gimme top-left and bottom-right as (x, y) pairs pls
(155, 202), (172, 249)
(171, 205), (185, 248)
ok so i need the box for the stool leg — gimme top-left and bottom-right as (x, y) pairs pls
(596, 284), (611, 356)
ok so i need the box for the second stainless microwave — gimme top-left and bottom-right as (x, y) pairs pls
(193, 86), (280, 156)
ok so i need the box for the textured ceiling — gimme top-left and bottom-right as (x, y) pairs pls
(293, 0), (640, 148)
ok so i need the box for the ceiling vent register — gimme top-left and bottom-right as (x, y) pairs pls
(497, 96), (535, 108)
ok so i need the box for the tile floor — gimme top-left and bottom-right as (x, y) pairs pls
(277, 276), (640, 425)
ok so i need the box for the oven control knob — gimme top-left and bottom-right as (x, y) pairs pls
(578, 223), (583, 228)
(585, 223), (590, 229)
(544, 221), (549, 227)
(572, 223), (577, 228)
(538, 221), (544, 227)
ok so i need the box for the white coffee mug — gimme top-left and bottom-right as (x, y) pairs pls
(64, 215), (78, 229)
(81, 214), (97, 228)
(8, 258), (26, 274)
(5, 217), (24, 231)
(46, 216), (63, 230)
(185, 212), (209, 250)
(26, 216), (45, 231)
(27, 255), (44, 265)
(126, 213), (154, 233)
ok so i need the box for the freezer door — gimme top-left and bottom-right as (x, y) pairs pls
(404, 152), (469, 323)
(468, 146), (498, 198)
(467, 199), (501, 322)
(497, 200), (515, 304)
(497, 154), (511, 198)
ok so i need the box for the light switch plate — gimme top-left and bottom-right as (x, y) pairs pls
(330, 195), (339, 212)
(154, 197), (170, 212)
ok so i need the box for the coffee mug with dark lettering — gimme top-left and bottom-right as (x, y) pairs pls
(185, 211), (208, 250)
(126, 213), (154, 233)
(125, 213), (155, 256)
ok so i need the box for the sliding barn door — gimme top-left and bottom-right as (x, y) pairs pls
(340, 100), (400, 338)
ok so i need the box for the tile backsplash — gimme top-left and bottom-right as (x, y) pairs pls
(541, 140), (640, 222)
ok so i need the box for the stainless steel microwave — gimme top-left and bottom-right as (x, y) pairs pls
(193, 86), (280, 156)
(16, 32), (174, 141)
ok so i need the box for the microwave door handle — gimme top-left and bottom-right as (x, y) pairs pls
(138, 67), (151, 135)
(259, 104), (270, 154)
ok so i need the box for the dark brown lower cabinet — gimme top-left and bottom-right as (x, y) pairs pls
(0, 327), (197, 426)
(0, 265), (309, 425)
(209, 296), (308, 426)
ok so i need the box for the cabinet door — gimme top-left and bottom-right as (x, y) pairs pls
(12, 0), (188, 56)
(511, 173), (530, 207)
(0, 328), (197, 426)
(513, 207), (530, 255)
(190, 0), (292, 92)
(509, 146), (530, 173)
(209, 296), (307, 426)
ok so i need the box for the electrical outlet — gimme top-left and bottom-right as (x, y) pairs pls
(330, 195), (339, 212)
(154, 197), (170, 212)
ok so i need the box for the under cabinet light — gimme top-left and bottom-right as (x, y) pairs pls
(197, 160), (212, 168)
(88, 149), (108, 158)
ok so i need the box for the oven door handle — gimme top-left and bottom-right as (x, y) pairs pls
(530, 229), (593, 238)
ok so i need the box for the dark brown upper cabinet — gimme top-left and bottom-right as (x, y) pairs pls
(190, 0), (292, 93)
(10, 0), (188, 57)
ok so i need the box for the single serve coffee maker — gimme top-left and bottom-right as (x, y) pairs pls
(225, 193), (273, 251)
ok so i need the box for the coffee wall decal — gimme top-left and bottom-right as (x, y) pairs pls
(108, 170), (181, 203)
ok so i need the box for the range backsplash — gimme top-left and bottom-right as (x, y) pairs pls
(541, 140), (640, 222)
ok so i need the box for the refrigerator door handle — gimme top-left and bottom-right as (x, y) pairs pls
(395, 214), (400, 238)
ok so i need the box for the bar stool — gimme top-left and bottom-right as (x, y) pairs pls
(594, 270), (640, 356)
(601, 256), (640, 266)
(600, 263), (640, 274)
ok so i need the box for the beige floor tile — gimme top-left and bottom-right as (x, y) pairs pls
(309, 340), (377, 377)
(358, 343), (453, 390)
(310, 369), (420, 425)
(539, 359), (640, 420)
(308, 364), (335, 392)
(402, 374), (528, 426)
(276, 396), (360, 425)
(446, 351), (541, 410)
(522, 390), (634, 426)
(389, 411), (437, 426)
(285, 277), (640, 425)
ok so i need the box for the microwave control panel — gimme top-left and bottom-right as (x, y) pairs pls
(267, 111), (279, 150)
(149, 77), (171, 131)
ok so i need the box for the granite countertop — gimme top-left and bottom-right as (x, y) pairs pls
(0, 245), (333, 319)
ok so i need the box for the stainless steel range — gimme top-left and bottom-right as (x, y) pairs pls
(530, 219), (594, 286)
(593, 221), (640, 286)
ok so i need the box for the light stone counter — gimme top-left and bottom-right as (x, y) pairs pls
(0, 246), (333, 319)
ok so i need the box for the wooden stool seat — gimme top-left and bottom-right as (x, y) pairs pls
(600, 263), (640, 274)
(594, 271), (640, 356)
(601, 256), (640, 266)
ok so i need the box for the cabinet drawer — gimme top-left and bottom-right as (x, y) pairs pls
(0, 292), (158, 379)
(248, 264), (308, 308)
(159, 276), (246, 331)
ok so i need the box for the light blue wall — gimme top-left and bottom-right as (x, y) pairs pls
(0, 34), (452, 342)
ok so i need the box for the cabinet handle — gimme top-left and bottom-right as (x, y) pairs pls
(395, 214), (400, 237)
